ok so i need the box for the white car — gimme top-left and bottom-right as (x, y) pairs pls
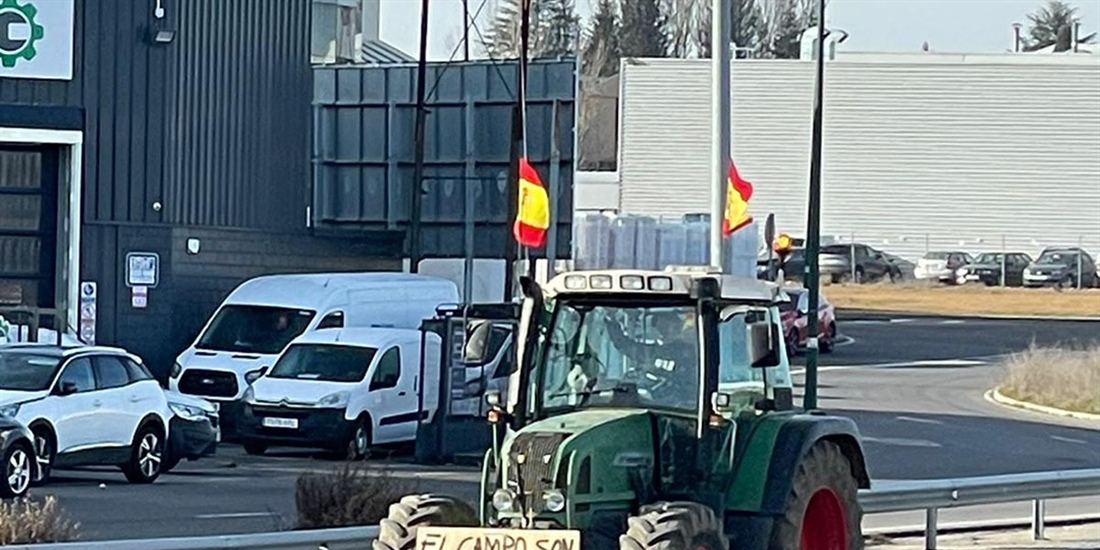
(0, 344), (172, 485)
(237, 328), (441, 458)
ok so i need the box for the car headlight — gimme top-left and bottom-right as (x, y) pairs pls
(242, 386), (256, 404)
(492, 489), (515, 512)
(169, 402), (205, 421)
(316, 391), (350, 408)
(0, 403), (21, 418)
(170, 362), (183, 379)
(543, 489), (566, 512)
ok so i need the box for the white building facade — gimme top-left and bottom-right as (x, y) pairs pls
(612, 54), (1100, 260)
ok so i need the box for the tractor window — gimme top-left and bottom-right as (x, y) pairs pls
(539, 302), (700, 415)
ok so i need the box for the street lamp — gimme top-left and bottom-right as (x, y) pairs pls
(802, 0), (828, 411)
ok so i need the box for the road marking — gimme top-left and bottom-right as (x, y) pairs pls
(940, 319), (966, 325)
(791, 357), (988, 375)
(1050, 435), (1089, 445)
(895, 415), (943, 425)
(195, 512), (279, 519)
(862, 436), (942, 448)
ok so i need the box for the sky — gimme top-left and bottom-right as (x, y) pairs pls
(376, 0), (1100, 61)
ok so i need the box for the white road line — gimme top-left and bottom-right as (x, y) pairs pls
(195, 512), (279, 519)
(940, 319), (966, 325)
(790, 358), (988, 375)
(895, 415), (943, 425)
(1050, 435), (1089, 445)
(862, 436), (942, 448)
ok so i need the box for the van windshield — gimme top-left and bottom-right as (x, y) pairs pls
(197, 305), (316, 354)
(267, 344), (378, 382)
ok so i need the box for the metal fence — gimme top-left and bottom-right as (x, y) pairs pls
(14, 468), (1098, 550)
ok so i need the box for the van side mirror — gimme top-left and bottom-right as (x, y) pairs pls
(749, 316), (782, 369)
(245, 366), (269, 384)
(55, 382), (79, 396)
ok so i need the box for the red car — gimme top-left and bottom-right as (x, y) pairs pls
(779, 287), (837, 356)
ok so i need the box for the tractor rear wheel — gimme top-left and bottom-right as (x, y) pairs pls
(770, 440), (862, 550)
(372, 494), (479, 550)
(620, 501), (728, 550)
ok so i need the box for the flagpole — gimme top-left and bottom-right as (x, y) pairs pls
(710, 0), (732, 270)
(519, 0), (534, 278)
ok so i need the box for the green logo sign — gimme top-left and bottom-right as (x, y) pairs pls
(0, 0), (45, 68)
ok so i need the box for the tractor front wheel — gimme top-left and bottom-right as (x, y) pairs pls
(620, 501), (728, 550)
(373, 494), (479, 550)
(770, 440), (862, 550)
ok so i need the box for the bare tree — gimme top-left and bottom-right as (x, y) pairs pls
(480, 0), (581, 59)
(577, 0), (621, 170)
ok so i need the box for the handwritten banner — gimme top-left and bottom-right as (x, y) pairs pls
(417, 527), (581, 550)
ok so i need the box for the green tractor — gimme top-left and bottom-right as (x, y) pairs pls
(374, 268), (870, 550)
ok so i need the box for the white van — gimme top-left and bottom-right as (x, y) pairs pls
(168, 273), (458, 402)
(235, 327), (440, 458)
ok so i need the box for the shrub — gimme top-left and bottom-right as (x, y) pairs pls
(295, 463), (419, 529)
(0, 496), (80, 544)
(1000, 344), (1100, 414)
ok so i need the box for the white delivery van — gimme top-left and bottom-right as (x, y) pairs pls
(169, 273), (458, 402)
(236, 327), (441, 458)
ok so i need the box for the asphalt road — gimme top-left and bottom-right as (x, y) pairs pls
(31, 315), (1100, 541)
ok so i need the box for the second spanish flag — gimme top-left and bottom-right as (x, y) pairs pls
(722, 160), (754, 236)
(513, 158), (550, 248)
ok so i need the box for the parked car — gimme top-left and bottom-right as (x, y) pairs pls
(238, 327), (442, 459)
(163, 390), (219, 472)
(0, 344), (172, 485)
(0, 415), (34, 499)
(958, 252), (1033, 287)
(914, 251), (974, 284)
(819, 243), (899, 283)
(757, 247), (806, 282)
(1023, 248), (1100, 288)
(779, 287), (837, 355)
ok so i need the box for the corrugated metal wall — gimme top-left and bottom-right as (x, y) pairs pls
(618, 56), (1100, 260)
(0, 0), (312, 229)
(313, 58), (577, 258)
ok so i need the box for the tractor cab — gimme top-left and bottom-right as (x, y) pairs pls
(373, 269), (868, 550)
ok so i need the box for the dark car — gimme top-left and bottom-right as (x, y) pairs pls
(818, 243), (900, 283)
(164, 390), (219, 472)
(757, 247), (806, 282)
(1023, 248), (1100, 288)
(0, 415), (34, 499)
(959, 252), (1033, 287)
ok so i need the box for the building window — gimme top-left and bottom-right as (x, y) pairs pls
(311, 0), (362, 65)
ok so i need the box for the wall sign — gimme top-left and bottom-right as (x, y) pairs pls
(126, 252), (159, 288)
(0, 0), (74, 81)
(131, 286), (148, 309)
(79, 281), (95, 345)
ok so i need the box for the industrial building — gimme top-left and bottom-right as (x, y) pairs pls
(0, 0), (575, 377)
(585, 52), (1100, 261)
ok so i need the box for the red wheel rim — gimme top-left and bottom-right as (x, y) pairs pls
(801, 487), (848, 550)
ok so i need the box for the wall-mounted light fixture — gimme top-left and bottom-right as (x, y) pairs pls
(154, 0), (166, 19)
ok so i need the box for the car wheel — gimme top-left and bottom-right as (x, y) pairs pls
(123, 424), (165, 484)
(854, 267), (864, 284)
(30, 426), (54, 487)
(2, 442), (33, 499)
(345, 419), (371, 461)
(243, 441), (268, 456)
(820, 324), (836, 354)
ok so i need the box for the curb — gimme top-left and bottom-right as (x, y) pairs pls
(839, 308), (1100, 323)
(985, 388), (1100, 422)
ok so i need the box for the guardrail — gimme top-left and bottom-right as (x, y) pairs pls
(10, 469), (1099, 550)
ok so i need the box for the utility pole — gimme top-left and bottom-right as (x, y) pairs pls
(710, 0), (732, 269)
(803, 0), (827, 411)
(462, 0), (470, 61)
(409, 0), (431, 273)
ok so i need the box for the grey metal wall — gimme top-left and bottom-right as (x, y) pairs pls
(312, 58), (577, 259)
(0, 0), (312, 230)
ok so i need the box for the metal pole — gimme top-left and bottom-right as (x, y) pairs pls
(925, 507), (938, 550)
(710, 0), (732, 269)
(1032, 499), (1046, 540)
(802, 0), (827, 411)
(461, 0), (471, 62)
(1077, 236), (1083, 289)
(409, 0), (431, 273)
(850, 231), (856, 283)
(520, 0), (535, 280)
(1001, 235), (1007, 287)
(547, 100), (562, 277)
(464, 102), (477, 304)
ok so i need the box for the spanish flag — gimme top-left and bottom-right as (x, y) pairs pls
(513, 157), (550, 248)
(722, 160), (754, 235)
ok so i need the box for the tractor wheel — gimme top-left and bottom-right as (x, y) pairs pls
(373, 494), (480, 550)
(769, 440), (862, 550)
(620, 501), (728, 550)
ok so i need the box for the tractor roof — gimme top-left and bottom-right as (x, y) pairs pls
(545, 267), (786, 304)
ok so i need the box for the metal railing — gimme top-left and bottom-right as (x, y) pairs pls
(10, 469), (1099, 550)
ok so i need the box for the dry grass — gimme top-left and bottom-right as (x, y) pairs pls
(0, 496), (80, 544)
(824, 282), (1100, 317)
(999, 345), (1100, 414)
(295, 463), (419, 529)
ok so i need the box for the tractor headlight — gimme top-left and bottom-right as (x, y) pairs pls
(543, 489), (566, 512)
(492, 489), (516, 512)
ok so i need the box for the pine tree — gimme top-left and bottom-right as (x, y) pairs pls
(1023, 0), (1097, 52)
(764, 0), (815, 59)
(582, 0), (622, 77)
(481, 0), (580, 59)
(621, 0), (668, 58)
(697, 0), (763, 58)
